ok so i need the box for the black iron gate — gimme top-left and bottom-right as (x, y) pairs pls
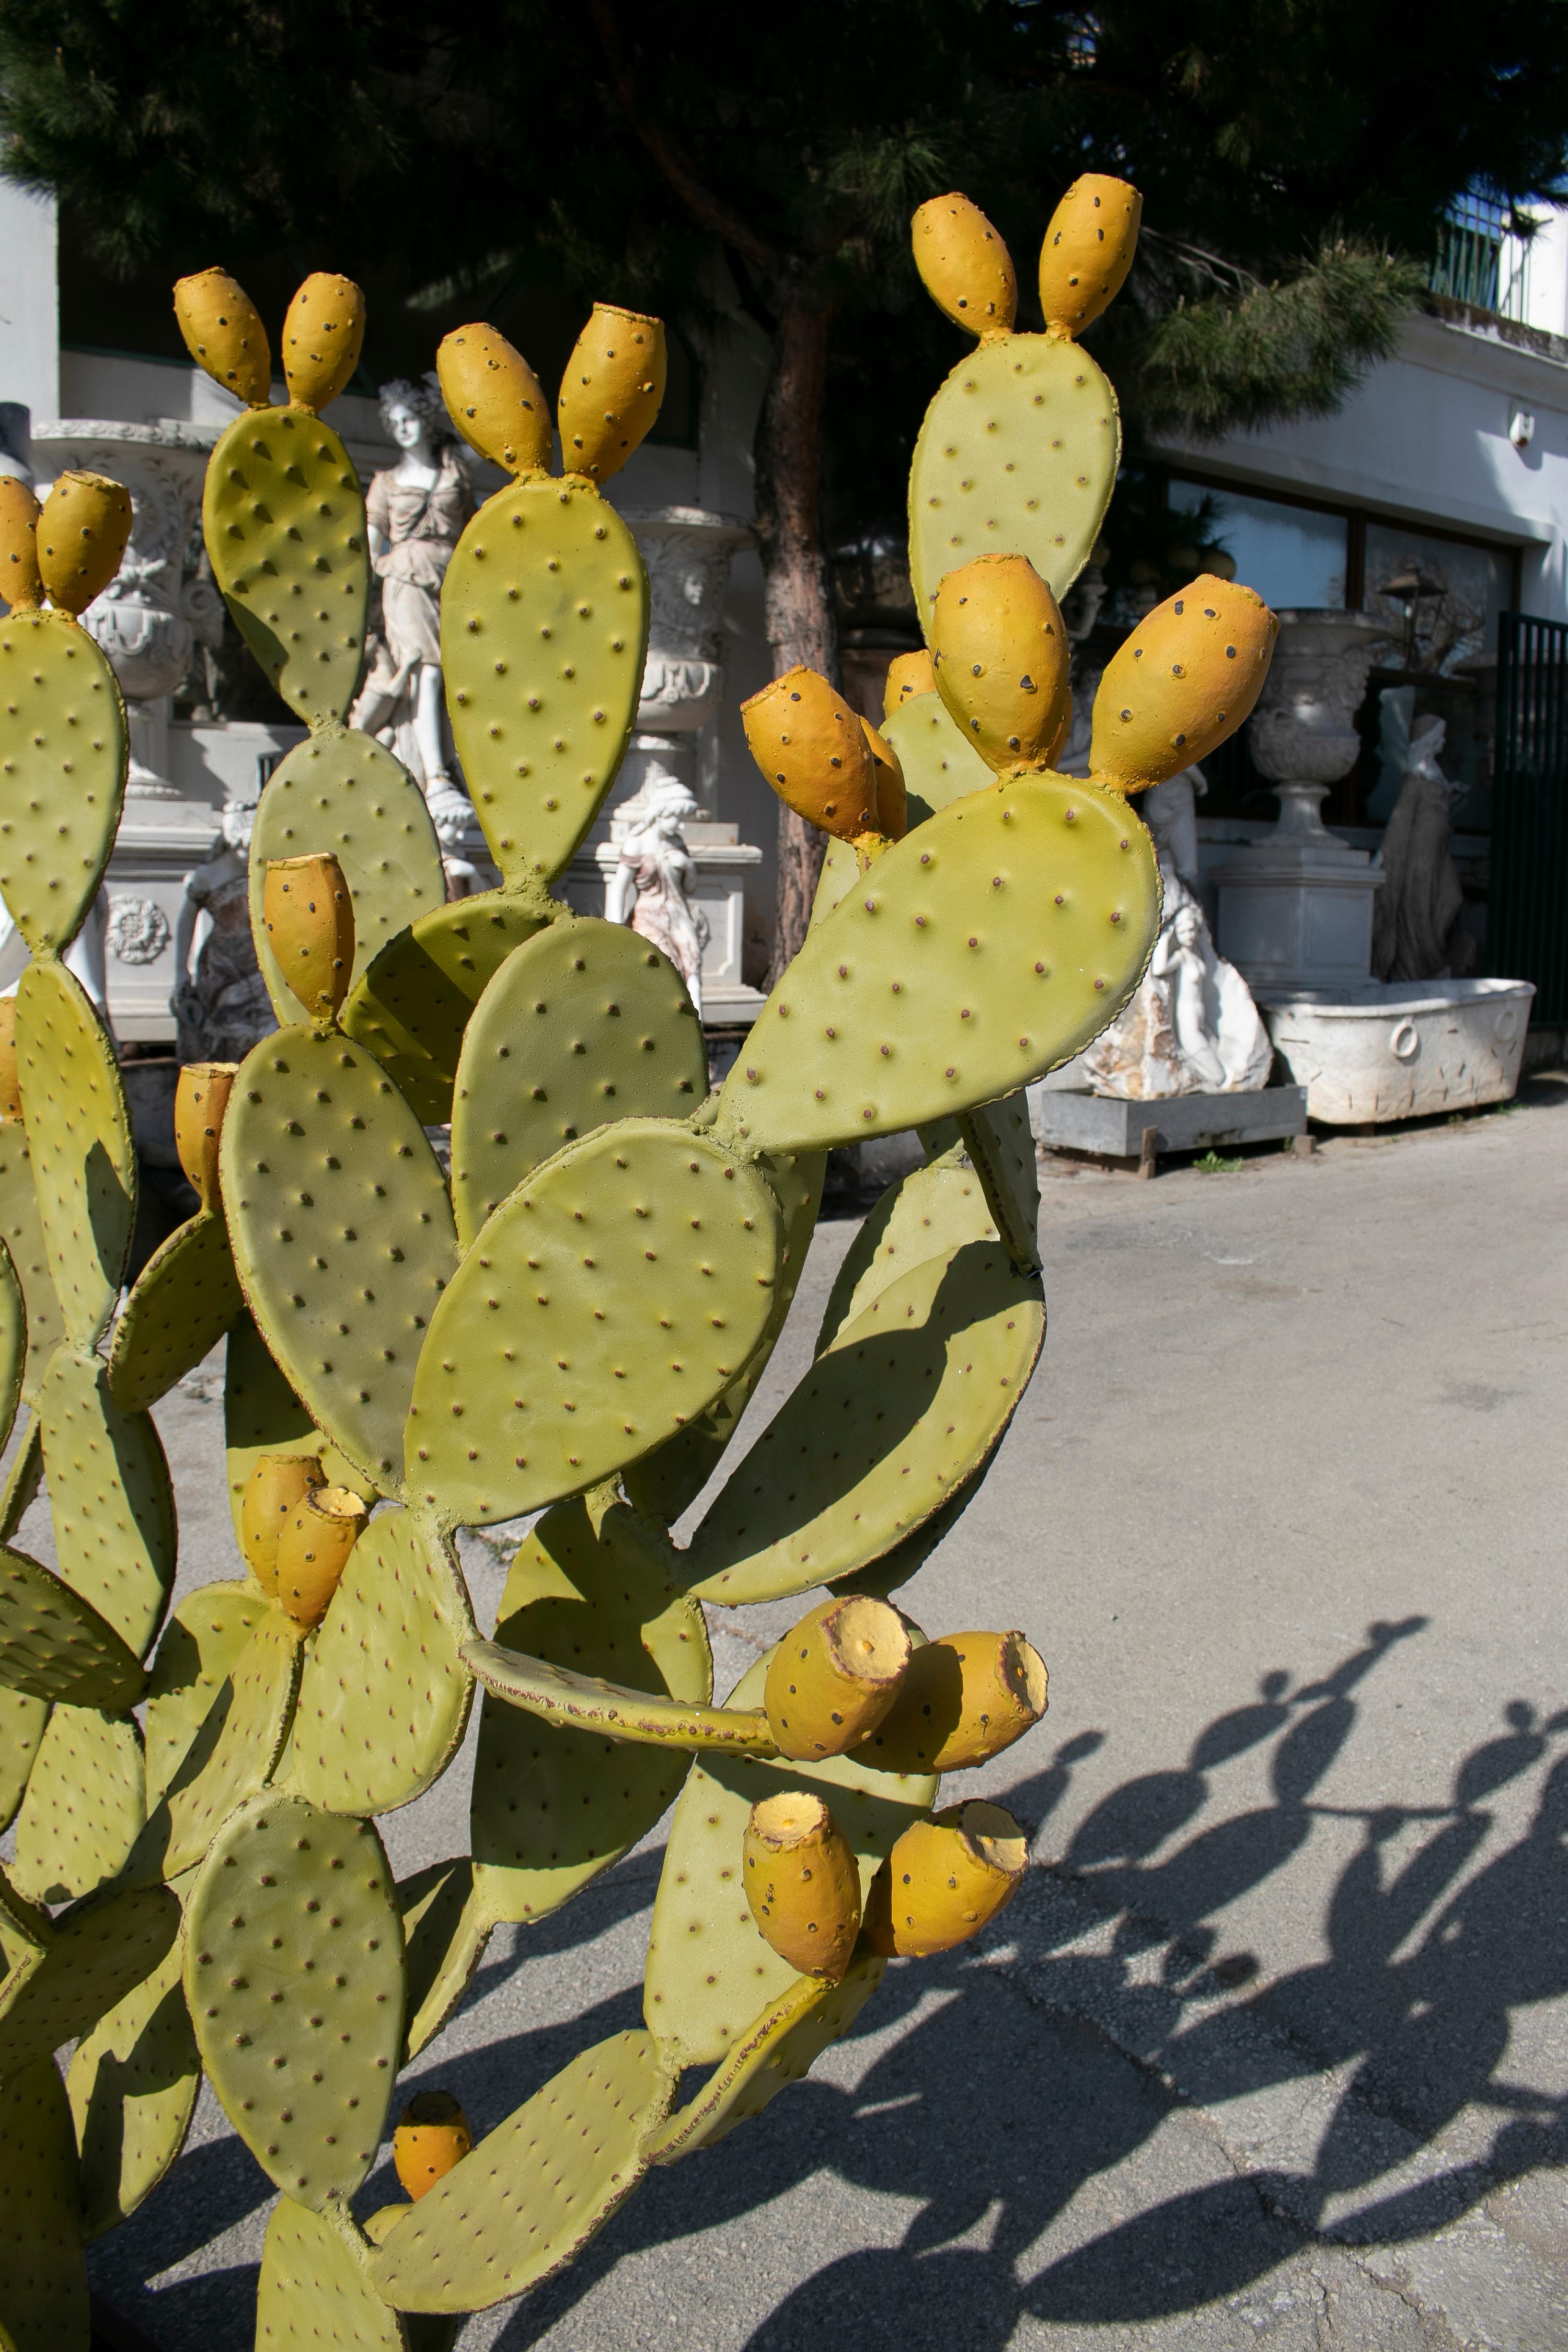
(1492, 611), (1568, 1023)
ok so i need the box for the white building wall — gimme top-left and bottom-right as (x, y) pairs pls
(0, 182), (59, 455)
(1152, 310), (1568, 621)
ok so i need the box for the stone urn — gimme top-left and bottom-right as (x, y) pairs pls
(1213, 608), (1393, 990)
(618, 505), (754, 809)
(1247, 606), (1390, 841)
(31, 420), (224, 799)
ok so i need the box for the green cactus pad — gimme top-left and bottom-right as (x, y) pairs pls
(66, 1928), (198, 2237)
(143, 1580), (267, 1806)
(815, 1153), (995, 1355)
(137, 1613), (303, 1883)
(16, 962), (136, 1345)
(808, 836), (864, 935)
(0, 1544), (144, 1712)
(398, 1856), (489, 2059)
(367, 2027), (674, 2314)
(471, 1497), (709, 1927)
(291, 1508), (474, 1817)
(204, 407), (370, 729)
(449, 921), (708, 1247)
(0, 605), (128, 958)
(0, 1882), (179, 2088)
(37, 1349), (175, 1658)
(185, 1789), (405, 2209)
(222, 1027), (459, 1494)
(958, 1090), (1040, 1272)
(465, 1638), (771, 1753)
(0, 1238), (24, 1457)
(342, 894), (550, 1126)
(224, 1310), (318, 1546)
(9, 1703), (143, 1904)
(0, 1414), (42, 1541)
(907, 337), (1119, 623)
(364, 2212), (461, 2352)
(0, 2056), (90, 2352)
(880, 690), (993, 827)
(644, 1652), (935, 2066)
(106, 1209), (243, 1415)
(407, 1122), (781, 1528)
(718, 775), (1160, 1154)
(829, 1454), (989, 1600)
(0, 1130), (60, 1404)
(257, 2195), (408, 2352)
(0, 1686), (47, 1831)
(442, 480), (650, 887)
(622, 1146), (826, 1525)
(687, 1238), (1044, 1605)
(249, 732), (447, 1024)
(645, 1949), (885, 2164)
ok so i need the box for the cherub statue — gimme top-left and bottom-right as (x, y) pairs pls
(170, 795), (276, 1063)
(606, 776), (709, 1014)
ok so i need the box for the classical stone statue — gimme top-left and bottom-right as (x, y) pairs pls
(351, 376), (477, 867)
(1056, 656), (1272, 1096)
(170, 796), (276, 1063)
(1370, 715), (1478, 983)
(605, 773), (709, 1014)
(1075, 872), (1273, 1098)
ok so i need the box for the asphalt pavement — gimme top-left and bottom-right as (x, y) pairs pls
(34, 1078), (1568, 2349)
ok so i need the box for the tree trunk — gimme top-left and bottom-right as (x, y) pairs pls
(754, 291), (838, 982)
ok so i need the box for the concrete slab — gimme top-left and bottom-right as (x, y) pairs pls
(1029, 1083), (1308, 1159)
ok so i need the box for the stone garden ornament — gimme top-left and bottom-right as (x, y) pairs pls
(0, 189), (1276, 2346)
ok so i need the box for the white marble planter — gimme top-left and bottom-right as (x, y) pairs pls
(1256, 978), (1535, 1123)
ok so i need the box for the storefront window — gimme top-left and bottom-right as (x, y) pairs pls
(1169, 480), (1348, 610)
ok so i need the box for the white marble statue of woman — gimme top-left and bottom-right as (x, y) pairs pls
(351, 375), (476, 857)
(1150, 904), (1227, 1089)
(606, 778), (709, 1014)
(170, 797), (276, 1063)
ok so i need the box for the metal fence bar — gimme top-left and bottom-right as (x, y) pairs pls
(1492, 611), (1568, 1023)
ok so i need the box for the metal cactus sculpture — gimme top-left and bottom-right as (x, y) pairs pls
(0, 179), (1277, 2350)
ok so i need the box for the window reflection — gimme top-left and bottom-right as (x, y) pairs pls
(1170, 480), (1347, 610)
(1363, 522), (1508, 676)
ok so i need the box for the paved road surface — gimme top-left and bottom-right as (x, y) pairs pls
(29, 1082), (1568, 2349)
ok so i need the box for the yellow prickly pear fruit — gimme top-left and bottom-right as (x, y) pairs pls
(1038, 175), (1143, 338)
(742, 667), (881, 840)
(883, 649), (935, 717)
(911, 194), (1018, 337)
(865, 1800), (1028, 1957)
(37, 471), (133, 614)
(394, 2090), (472, 2200)
(263, 854), (355, 1025)
(281, 272), (366, 412)
(172, 268), (272, 405)
(436, 322), (552, 476)
(930, 554), (1071, 773)
(0, 998), (20, 1123)
(743, 1790), (863, 1981)
(0, 477), (43, 612)
(240, 1451), (326, 1596)
(1089, 576), (1277, 795)
(764, 1594), (910, 1760)
(275, 1483), (369, 1628)
(861, 717), (906, 840)
(175, 1060), (237, 1212)
(857, 1629), (1047, 1773)
(558, 303), (666, 483)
